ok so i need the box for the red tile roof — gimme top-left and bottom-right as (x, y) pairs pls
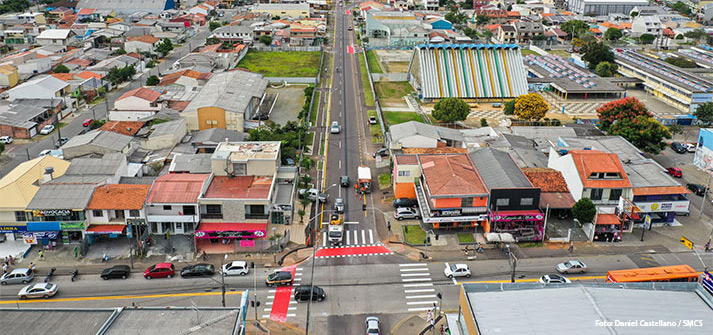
(203, 176), (273, 199)
(88, 184), (151, 210)
(569, 150), (631, 189)
(77, 8), (96, 15)
(51, 73), (76, 81)
(395, 155), (418, 165)
(117, 87), (161, 102)
(596, 213), (620, 225)
(167, 101), (191, 111)
(633, 186), (689, 196)
(539, 192), (576, 209)
(128, 35), (160, 44)
(148, 174), (211, 203)
(159, 69), (211, 86)
(522, 167), (570, 192)
(419, 154), (487, 196)
(65, 58), (92, 67)
(99, 121), (145, 136)
(76, 71), (103, 80)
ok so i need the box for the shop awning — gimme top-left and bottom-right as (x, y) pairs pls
(596, 214), (620, 226)
(196, 222), (267, 232)
(85, 224), (126, 234)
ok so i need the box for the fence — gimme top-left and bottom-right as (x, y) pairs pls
(371, 73), (408, 82)
(264, 77), (318, 84)
(251, 45), (322, 52)
(361, 46), (387, 146)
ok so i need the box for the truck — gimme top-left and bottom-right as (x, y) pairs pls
(328, 214), (344, 245)
(357, 166), (372, 194)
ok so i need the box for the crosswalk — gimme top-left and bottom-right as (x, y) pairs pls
(262, 266), (302, 322)
(321, 228), (376, 247)
(399, 263), (438, 312)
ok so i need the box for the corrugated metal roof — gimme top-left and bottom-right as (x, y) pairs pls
(469, 148), (532, 189)
(27, 184), (97, 210)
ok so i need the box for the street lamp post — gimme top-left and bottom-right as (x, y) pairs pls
(304, 209), (333, 335)
(367, 207), (391, 239)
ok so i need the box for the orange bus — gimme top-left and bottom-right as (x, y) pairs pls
(606, 265), (698, 283)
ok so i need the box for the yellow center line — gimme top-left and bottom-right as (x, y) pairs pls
(459, 275), (607, 284)
(320, 11), (338, 229)
(0, 290), (244, 304)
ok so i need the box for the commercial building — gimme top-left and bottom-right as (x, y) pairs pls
(409, 44), (528, 100)
(85, 184), (151, 249)
(365, 11), (428, 47)
(146, 173), (209, 236)
(76, 0), (176, 15)
(251, 3), (312, 18)
(388, 121), (465, 150)
(694, 128), (713, 172)
(568, 0), (649, 16)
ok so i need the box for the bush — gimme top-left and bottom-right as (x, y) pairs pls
(480, 118), (488, 127)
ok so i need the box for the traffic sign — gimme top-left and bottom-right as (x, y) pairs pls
(680, 236), (694, 250)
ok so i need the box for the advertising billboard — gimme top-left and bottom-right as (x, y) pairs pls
(693, 128), (713, 171)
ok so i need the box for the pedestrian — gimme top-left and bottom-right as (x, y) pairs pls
(3, 256), (8, 264)
(463, 245), (469, 254)
(202, 250), (207, 261)
(2, 262), (7, 274)
(706, 241), (711, 253)
(568, 242), (574, 253)
(440, 325), (446, 335)
(74, 246), (78, 258)
(165, 230), (170, 240)
(8, 255), (13, 265)
(38, 250), (44, 260)
(30, 262), (36, 273)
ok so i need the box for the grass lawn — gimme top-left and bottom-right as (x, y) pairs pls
(403, 225), (429, 245)
(548, 49), (570, 58)
(359, 55), (375, 107)
(318, 161), (323, 171)
(521, 49), (540, 56)
(378, 173), (391, 190)
(375, 81), (413, 101)
(384, 111), (423, 126)
(368, 110), (383, 143)
(237, 50), (321, 77)
(305, 132), (314, 146)
(310, 91), (321, 125)
(457, 233), (475, 244)
(366, 50), (383, 73)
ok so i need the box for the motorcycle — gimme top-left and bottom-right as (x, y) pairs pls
(71, 269), (79, 282)
(44, 267), (56, 283)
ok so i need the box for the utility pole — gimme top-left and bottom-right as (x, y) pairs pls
(507, 245), (517, 283)
(221, 265), (226, 307)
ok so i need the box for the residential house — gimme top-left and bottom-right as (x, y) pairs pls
(124, 35), (161, 54)
(36, 29), (75, 46)
(212, 25), (254, 44)
(187, 128), (244, 154)
(422, 0), (439, 11)
(3, 27), (30, 45)
(188, 4), (213, 16)
(110, 87), (162, 121)
(146, 173), (210, 235)
(87, 55), (143, 76)
(17, 12), (46, 24)
(76, 0), (177, 15)
(425, 17), (453, 31)
(158, 69), (211, 88)
(169, 154), (213, 174)
(252, 3), (312, 19)
(0, 64), (19, 88)
(497, 24), (517, 44)
(85, 184), (151, 243)
(7, 76), (71, 102)
(393, 155), (421, 200)
(19, 57), (58, 79)
(632, 15), (662, 38)
(61, 130), (136, 160)
(48, 7), (74, 21)
(514, 21), (544, 44)
(99, 121), (146, 137)
(0, 98), (64, 139)
(140, 119), (187, 151)
(388, 121), (465, 150)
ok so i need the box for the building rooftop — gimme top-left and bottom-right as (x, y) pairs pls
(615, 49), (713, 93)
(87, 184), (150, 210)
(27, 184), (97, 210)
(127, 34), (160, 44)
(0, 156), (70, 210)
(558, 136), (644, 164)
(390, 121), (464, 145)
(568, 150), (631, 189)
(189, 128), (244, 146)
(524, 54), (624, 94)
(418, 154), (487, 197)
(169, 153), (213, 173)
(99, 121), (146, 136)
(117, 87), (161, 102)
(212, 141), (281, 163)
(63, 130), (133, 152)
(37, 29), (72, 39)
(470, 148), (532, 190)
(147, 173), (210, 204)
(395, 154), (419, 165)
(203, 175), (273, 199)
(183, 70), (268, 116)
(0, 309), (112, 335)
(64, 153), (125, 176)
(521, 167), (569, 192)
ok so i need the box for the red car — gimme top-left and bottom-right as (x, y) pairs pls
(667, 167), (682, 178)
(144, 262), (175, 279)
(83, 118), (93, 127)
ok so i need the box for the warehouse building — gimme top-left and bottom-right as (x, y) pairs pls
(568, 0), (649, 16)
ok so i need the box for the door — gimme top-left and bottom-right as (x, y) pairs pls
(115, 210), (125, 220)
(175, 222), (184, 234)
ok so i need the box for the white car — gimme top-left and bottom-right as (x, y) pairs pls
(539, 274), (571, 284)
(368, 116), (377, 124)
(0, 136), (12, 144)
(556, 260), (587, 274)
(18, 282), (58, 299)
(366, 316), (380, 335)
(330, 121), (341, 134)
(444, 263), (471, 278)
(40, 124), (55, 135)
(684, 143), (696, 153)
(394, 207), (420, 221)
(222, 261), (249, 276)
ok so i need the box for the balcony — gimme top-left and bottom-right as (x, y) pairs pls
(245, 214), (269, 220)
(414, 181), (489, 225)
(201, 213), (223, 219)
(147, 214), (199, 222)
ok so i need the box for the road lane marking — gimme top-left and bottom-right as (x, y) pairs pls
(339, 160), (341, 169)
(0, 290), (244, 304)
(400, 273), (430, 277)
(406, 301), (438, 305)
(405, 295), (437, 299)
(401, 278), (432, 282)
(404, 289), (435, 293)
(268, 290), (276, 293)
(452, 277), (458, 285)
(344, 221), (359, 225)
(322, 232), (327, 247)
(369, 229), (374, 244)
(400, 268), (428, 272)
(346, 230), (350, 245)
(408, 307), (433, 312)
(353, 230), (358, 244)
(400, 264), (428, 267)
(361, 230), (365, 244)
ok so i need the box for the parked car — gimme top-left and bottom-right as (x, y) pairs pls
(293, 285), (326, 302)
(685, 143), (697, 153)
(265, 271), (293, 286)
(556, 260), (587, 274)
(181, 263), (215, 278)
(101, 265), (131, 280)
(666, 167), (682, 178)
(687, 183), (707, 196)
(366, 316), (380, 335)
(443, 263), (471, 278)
(83, 118), (93, 127)
(368, 116), (377, 124)
(144, 262), (175, 279)
(55, 137), (69, 148)
(372, 148), (389, 158)
(334, 197), (344, 213)
(340, 175), (350, 187)
(282, 157), (295, 166)
(18, 282), (58, 299)
(393, 198), (418, 208)
(298, 188), (327, 203)
(222, 261), (249, 276)
(394, 207), (420, 220)
(330, 121), (341, 134)
(40, 124), (55, 135)
(1, 268), (34, 285)
(539, 274), (571, 284)
(0, 136), (13, 144)
(348, 26), (353, 31)
(671, 142), (687, 154)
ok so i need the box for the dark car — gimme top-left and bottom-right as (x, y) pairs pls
(340, 175), (350, 187)
(372, 148), (389, 158)
(101, 265), (131, 280)
(265, 271), (293, 286)
(687, 183), (707, 196)
(293, 285), (326, 302)
(393, 198), (418, 208)
(55, 137), (69, 148)
(671, 142), (687, 154)
(181, 264), (216, 278)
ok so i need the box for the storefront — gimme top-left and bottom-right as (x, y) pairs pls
(84, 224), (127, 240)
(60, 222), (86, 244)
(593, 213), (624, 242)
(488, 210), (544, 242)
(0, 224), (27, 240)
(26, 221), (61, 247)
(194, 222), (267, 253)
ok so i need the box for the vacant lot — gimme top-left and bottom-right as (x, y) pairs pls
(267, 86), (306, 125)
(384, 111), (423, 125)
(521, 49), (540, 56)
(237, 50), (321, 77)
(366, 50), (383, 73)
(375, 81), (413, 102)
(359, 55), (375, 107)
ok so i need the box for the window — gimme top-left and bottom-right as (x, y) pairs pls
(461, 197), (474, 207)
(590, 188), (603, 200)
(232, 163), (246, 176)
(202, 204), (223, 219)
(609, 189), (622, 201)
(520, 198), (534, 206)
(163, 205), (172, 211)
(245, 204), (268, 219)
(183, 206), (196, 215)
(496, 198), (510, 207)
(398, 170), (410, 177)
(14, 211), (26, 222)
(129, 210), (140, 217)
(93, 210), (103, 217)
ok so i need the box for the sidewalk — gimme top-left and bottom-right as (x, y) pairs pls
(392, 312), (450, 335)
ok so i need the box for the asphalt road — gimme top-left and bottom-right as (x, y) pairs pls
(651, 147), (713, 219)
(0, 28), (211, 177)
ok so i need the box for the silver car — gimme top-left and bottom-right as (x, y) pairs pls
(330, 121), (341, 134)
(18, 282), (58, 299)
(556, 260), (587, 274)
(394, 207), (420, 220)
(334, 198), (344, 213)
(366, 316), (380, 334)
(1, 268), (34, 285)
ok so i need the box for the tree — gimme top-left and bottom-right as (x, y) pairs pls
(514, 93), (549, 120)
(596, 97), (652, 132)
(106, 65), (136, 85)
(481, 30), (494, 40)
(146, 75), (159, 86)
(445, 9), (467, 26)
(463, 27), (478, 39)
(475, 14), (490, 26)
(0, 0), (30, 15)
(480, 118), (488, 127)
(671, 1), (691, 16)
(503, 99), (516, 115)
(608, 116), (671, 153)
(664, 56), (697, 68)
(156, 38), (174, 57)
(582, 42), (614, 70)
(209, 21), (222, 31)
(572, 198), (596, 224)
(297, 209), (306, 224)
(675, 34), (684, 40)
(571, 38), (586, 51)
(668, 124), (684, 141)
(604, 27), (622, 42)
(300, 157), (315, 170)
(206, 37), (221, 45)
(595, 61), (618, 77)
(630, 11), (638, 19)
(561, 20), (589, 39)
(259, 35), (273, 46)
(112, 48), (127, 55)
(639, 33), (655, 44)
(53, 64), (70, 73)
(432, 97), (470, 122)
(684, 29), (706, 41)
(694, 102), (713, 125)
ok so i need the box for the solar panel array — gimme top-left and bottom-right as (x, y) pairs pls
(678, 48), (713, 66)
(524, 54), (597, 88)
(616, 49), (712, 92)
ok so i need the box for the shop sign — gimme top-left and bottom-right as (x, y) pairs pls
(32, 209), (72, 217)
(0, 225), (27, 233)
(127, 219), (146, 226)
(195, 229), (266, 239)
(23, 233), (37, 244)
(60, 222), (85, 230)
(492, 214), (544, 221)
(440, 209), (462, 216)
(635, 201), (689, 213)
(33, 232), (59, 239)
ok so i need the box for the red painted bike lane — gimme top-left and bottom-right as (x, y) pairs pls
(269, 264), (298, 323)
(315, 245), (392, 258)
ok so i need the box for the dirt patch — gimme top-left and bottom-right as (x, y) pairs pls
(385, 62), (410, 73)
(267, 85), (309, 126)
